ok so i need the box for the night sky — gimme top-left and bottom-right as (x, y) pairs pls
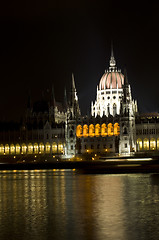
(0, 1), (159, 121)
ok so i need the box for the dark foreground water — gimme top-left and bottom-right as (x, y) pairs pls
(0, 170), (159, 240)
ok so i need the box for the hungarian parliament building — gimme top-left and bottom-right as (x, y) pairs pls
(0, 48), (159, 158)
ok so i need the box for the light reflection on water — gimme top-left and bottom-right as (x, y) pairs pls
(0, 170), (159, 240)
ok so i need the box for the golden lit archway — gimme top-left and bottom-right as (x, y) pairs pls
(39, 143), (44, 153)
(58, 142), (63, 153)
(150, 138), (156, 150)
(16, 144), (20, 154)
(114, 123), (120, 136)
(34, 143), (38, 154)
(143, 138), (149, 150)
(0, 144), (4, 155)
(28, 143), (33, 154)
(21, 143), (27, 154)
(95, 124), (100, 137)
(137, 138), (142, 150)
(52, 142), (57, 153)
(157, 138), (159, 150)
(45, 142), (51, 153)
(108, 123), (113, 136)
(10, 144), (15, 154)
(89, 124), (95, 137)
(83, 124), (88, 137)
(5, 144), (9, 154)
(101, 123), (107, 137)
(76, 125), (83, 138)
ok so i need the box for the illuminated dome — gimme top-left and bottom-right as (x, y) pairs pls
(99, 46), (124, 90)
(99, 70), (124, 90)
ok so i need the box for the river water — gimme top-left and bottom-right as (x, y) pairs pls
(0, 169), (159, 240)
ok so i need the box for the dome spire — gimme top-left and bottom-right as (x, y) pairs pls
(109, 42), (116, 70)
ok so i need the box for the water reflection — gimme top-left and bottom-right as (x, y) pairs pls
(1, 171), (159, 240)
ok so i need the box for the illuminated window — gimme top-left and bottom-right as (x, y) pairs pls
(45, 142), (50, 153)
(5, 144), (9, 154)
(0, 144), (4, 155)
(16, 144), (20, 154)
(76, 125), (83, 138)
(58, 142), (63, 153)
(143, 138), (149, 150)
(10, 144), (15, 154)
(114, 123), (120, 136)
(52, 142), (57, 153)
(22, 144), (27, 154)
(89, 124), (95, 137)
(101, 123), (107, 137)
(95, 124), (100, 137)
(83, 124), (88, 138)
(108, 123), (113, 136)
(34, 143), (38, 154)
(28, 143), (33, 154)
(150, 138), (156, 150)
(137, 138), (142, 150)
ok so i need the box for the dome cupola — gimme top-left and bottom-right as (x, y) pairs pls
(99, 47), (124, 90)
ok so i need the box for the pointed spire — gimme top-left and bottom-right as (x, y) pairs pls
(109, 42), (116, 68)
(51, 84), (55, 107)
(111, 41), (114, 57)
(72, 73), (76, 90)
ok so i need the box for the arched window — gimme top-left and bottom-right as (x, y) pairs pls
(28, 143), (33, 154)
(123, 127), (128, 134)
(101, 123), (107, 137)
(95, 124), (100, 137)
(16, 144), (20, 154)
(5, 144), (9, 154)
(22, 144), (27, 154)
(0, 144), (4, 154)
(143, 138), (149, 150)
(137, 138), (142, 150)
(10, 144), (15, 154)
(107, 104), (110, 115)
(150, 138), (156, 150)
(76, 125), (82, 138)
(114, 123), (120, 136)
(69, 130), (73, 138)
(83, 124), (88, 137)
(39, 143), (44, 153)
(113, 103), (117, 116)
(58, 142), (63, 153)
(89, 124), (95, 137)
(52, 142), (57, 153)
(45, 142), (50, 153)
(108, 123), (113, 136)
(34, 143), (38, 154)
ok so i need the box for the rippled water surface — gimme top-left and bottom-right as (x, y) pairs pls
(1, 169), (159, 240)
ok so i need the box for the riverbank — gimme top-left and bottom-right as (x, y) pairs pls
(1, 158), (159, 174)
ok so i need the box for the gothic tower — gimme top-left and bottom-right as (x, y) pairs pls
(65, 73), (81, 157)
(119, 70), (137, 155)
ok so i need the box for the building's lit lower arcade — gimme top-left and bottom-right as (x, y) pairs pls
(0, 142), (65, 156)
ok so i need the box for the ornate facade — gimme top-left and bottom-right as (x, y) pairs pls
(76, 49), (137, 155)
(0, 47), (158, 158)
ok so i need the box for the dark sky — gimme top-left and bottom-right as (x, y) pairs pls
(0, 1), (159, 121)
